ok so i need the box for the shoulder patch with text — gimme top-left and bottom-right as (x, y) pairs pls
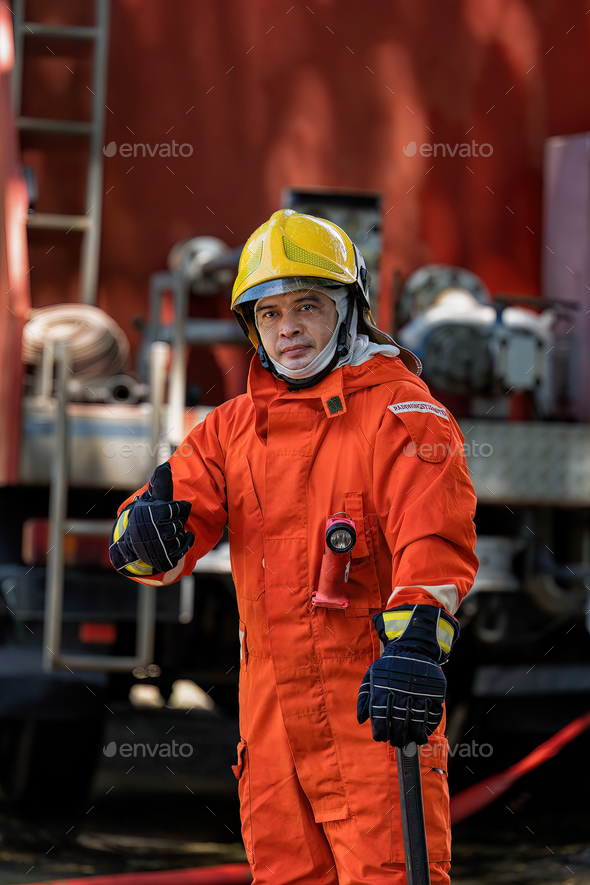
(387, 401), (449, 421)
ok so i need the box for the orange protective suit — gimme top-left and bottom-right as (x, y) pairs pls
(119, 352), (478, 884)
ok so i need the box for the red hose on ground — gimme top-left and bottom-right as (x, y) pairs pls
(18, 714), (590, 881)
(450, 711), (590, 824)
(25, 862), (252, 885)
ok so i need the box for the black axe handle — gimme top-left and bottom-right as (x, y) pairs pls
(396, 743), (431, 885)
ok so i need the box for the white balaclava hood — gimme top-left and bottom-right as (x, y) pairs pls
(255, 284), (400, 383)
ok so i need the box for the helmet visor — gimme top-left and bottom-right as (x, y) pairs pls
(233, 276), (345, 310)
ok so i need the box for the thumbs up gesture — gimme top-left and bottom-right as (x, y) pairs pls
(110, 463), (195, 576)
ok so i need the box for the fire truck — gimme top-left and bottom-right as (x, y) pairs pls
(1, 0), (589, 809)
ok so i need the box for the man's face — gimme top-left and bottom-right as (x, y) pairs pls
(255, 289), (339, 371)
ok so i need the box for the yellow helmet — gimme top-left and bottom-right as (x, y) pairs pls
(231, 209), (421, 375)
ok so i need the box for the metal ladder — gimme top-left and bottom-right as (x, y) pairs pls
(11, 0), (110, 305)
(42, 342), (157, 672)
(9, 2), (162, 673)
(41, 339), (200, 672)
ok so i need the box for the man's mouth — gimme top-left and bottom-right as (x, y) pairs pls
(280, 345), (310, 356)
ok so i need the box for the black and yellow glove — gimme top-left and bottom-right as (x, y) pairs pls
(109, 463), (194, 577)
(357, 604), (459, 747)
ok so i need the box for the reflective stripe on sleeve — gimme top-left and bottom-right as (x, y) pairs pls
(387, 583), (459, 614)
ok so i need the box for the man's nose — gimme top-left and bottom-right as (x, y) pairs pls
(278, 310), (302, 336)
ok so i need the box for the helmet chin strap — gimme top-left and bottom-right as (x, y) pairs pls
(257, 297), (355, 391)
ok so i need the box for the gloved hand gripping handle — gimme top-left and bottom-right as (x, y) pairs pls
(357, 604), (460, 747)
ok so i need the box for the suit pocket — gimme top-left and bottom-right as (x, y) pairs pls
(229, 454), (265, 601)
(233, 739), (255, 865)
(388, 734), (451, 863)
(343, 491), (382, 616)
(238, 620), (248, 670)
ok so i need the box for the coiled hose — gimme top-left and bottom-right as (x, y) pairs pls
(22, 304), (130, 379)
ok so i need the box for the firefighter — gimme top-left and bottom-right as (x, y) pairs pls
(110, 209), (478, 884)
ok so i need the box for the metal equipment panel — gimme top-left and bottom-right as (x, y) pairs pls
(459, 420), (590, 505)
(20, 399), (211, 489)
